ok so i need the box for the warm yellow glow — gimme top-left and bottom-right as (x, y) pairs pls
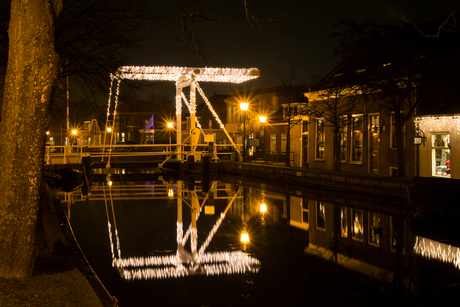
(260, 203), (267, 213)
(240, 232), (250, 244)
(72, 129), (77, 135)
(107, 127), (112, 133)
(168, 188), (174, 198)
(46, 131), (50, 135)
(167, 122), (174, 129)
(108, 181), (113, 186)
(259, 116), (267, 123)
(240, 102), (249, 111)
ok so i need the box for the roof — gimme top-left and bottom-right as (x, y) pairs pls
(310, 13), (460, 116)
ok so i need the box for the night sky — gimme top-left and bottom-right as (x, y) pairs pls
(122, 0), (458, 98)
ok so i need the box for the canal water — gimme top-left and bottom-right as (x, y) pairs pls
(58, 171), (460, 307)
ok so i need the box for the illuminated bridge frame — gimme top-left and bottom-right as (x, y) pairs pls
(105, 66), (260, 163)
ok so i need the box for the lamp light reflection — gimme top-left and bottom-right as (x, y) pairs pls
(260, 203), (267, 213)
(240, 232), (250, 244)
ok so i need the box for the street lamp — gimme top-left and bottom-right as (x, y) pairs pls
(240, 102), (249, 162)
(71, 129), (78, 146)
(167, 122), (174, 152)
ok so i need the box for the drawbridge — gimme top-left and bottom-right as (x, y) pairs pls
(105, 66), (260, 168)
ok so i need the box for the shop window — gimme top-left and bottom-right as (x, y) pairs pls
(315, 118), (325, 159)
(432, 134), (451, 178)
(352, 209), (363, 241)
(339, 116), (347, 162)
(341, 206), (348, 237)
(351, 115), (363, 162)
(369, 212), (380, 246)
(316, 201), (326, 230)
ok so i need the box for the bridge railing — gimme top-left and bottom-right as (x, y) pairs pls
(45, 143), (244, 165)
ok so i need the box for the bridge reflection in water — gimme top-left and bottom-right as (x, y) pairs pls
(104, 181), (260, 279)
(58, 174), (460, 306)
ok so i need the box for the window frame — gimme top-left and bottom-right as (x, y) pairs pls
(340, 206), (348, 238)
(315, 118), (325, 160)
(368, 212), (380, 247)
(351, 114), (363, 163)
(339, 116), (348, 162)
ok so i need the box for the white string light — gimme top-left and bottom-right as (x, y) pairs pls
(414, 115), (460, 134)
(115, 66), (259, 84)
(414, 236), (460, 270)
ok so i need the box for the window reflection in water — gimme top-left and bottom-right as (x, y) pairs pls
(352, 209), (363, 241)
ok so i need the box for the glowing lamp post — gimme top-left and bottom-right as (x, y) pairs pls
(167, 122), (174, 152)
(240, 102), (249, 162)
(71, 129), (78, 146)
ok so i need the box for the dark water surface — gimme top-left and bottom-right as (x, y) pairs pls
(60, 172), (459, 307)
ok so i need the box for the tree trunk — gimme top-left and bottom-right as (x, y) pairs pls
(0, 0), (61, 279)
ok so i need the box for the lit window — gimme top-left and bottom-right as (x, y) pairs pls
(302, 198), (309, 224)
(351, 115), (363, 162)
(339, 116), (347, 162)
(432, 134), (451, 178)
(315, 118), (325, 159)
(281, 133), (287, 153)
(270, 134), (276, 153)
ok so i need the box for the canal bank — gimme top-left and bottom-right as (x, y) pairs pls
(212, 161), (413, 201)
(42, 177), (116, 307)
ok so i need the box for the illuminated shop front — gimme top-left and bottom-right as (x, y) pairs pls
(414, 115), (460, 179)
